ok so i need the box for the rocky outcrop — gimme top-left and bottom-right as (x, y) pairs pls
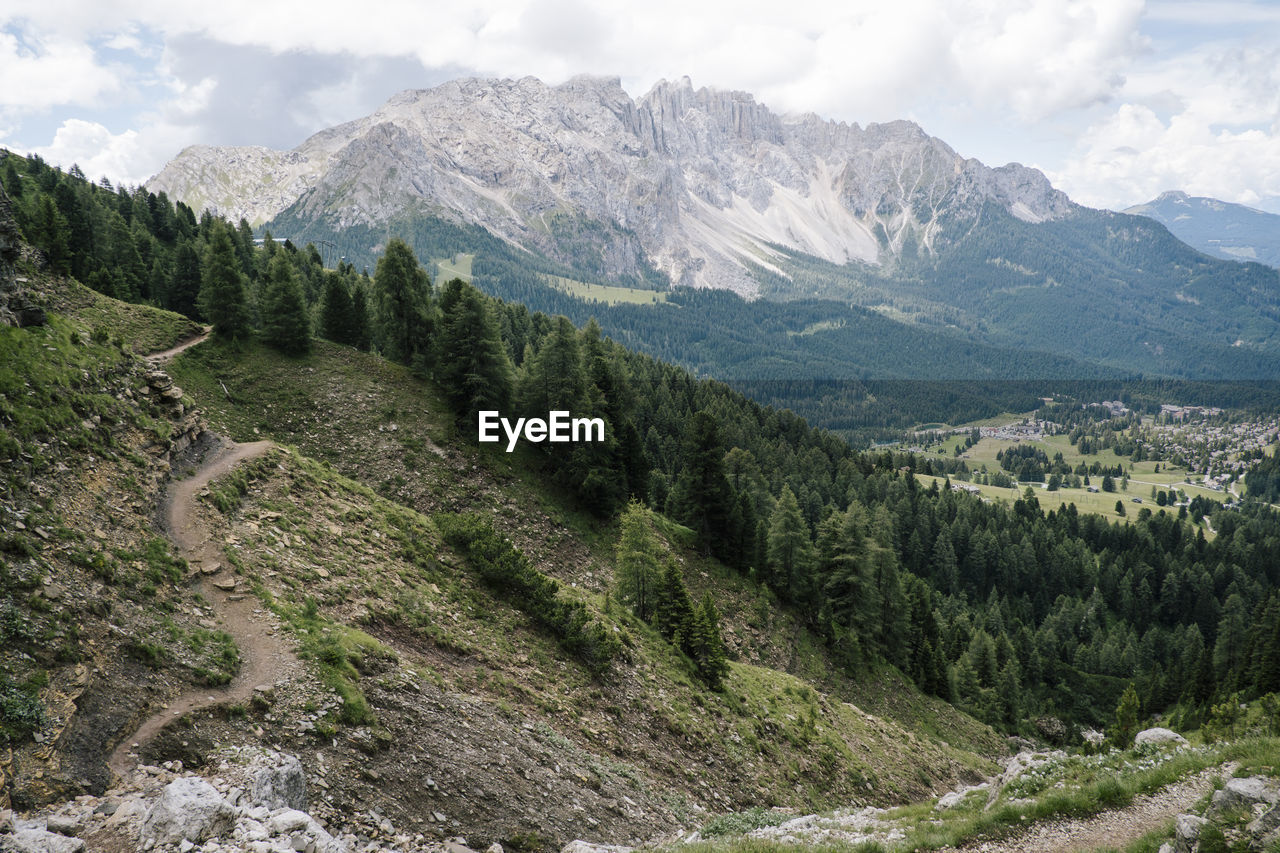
(148, 75), (1075, 295)
(3, 749), (475, 853)
(249, 754), (306, 812)
(1208, 776), (1278, 816)
(1162, 775), (1280, 853)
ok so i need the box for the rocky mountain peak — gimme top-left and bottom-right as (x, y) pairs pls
(148, 74), (1077, 293)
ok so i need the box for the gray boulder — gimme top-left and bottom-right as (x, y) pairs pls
(1209, 776), (1279, 816)
(1134, 727), (1188, 746)
(1172, 813), (1206, 853)
(141, 777), (236, 845)
(0, 820), (85, 853)
(252, 754), (307, 811)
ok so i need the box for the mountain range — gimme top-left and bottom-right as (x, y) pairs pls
(1125, 190), (1280, 270)
(148, 75), (1280, 381)
(148, 75), (1072, 294)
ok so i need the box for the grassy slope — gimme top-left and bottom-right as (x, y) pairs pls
(42, 276), (202, 354)
(166, 337), (1005, 815)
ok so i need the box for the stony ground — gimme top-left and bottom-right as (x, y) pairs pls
(952, 767), (1218, 853)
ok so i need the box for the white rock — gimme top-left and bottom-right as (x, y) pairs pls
(267, 810), (313, 836)
(1134, 727), (1188, 746)
(252, 755), (307, 811)
(141, 777), (237, 845)
(1211, 776), (1279, 814)
(1169, 813), (1206, 853)
(560, 842), (634, 853)
(2, 820), (86, 853)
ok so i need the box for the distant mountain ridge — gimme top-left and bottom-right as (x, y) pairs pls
(148, 75), (1071, 294)
(1124, 190), (1280, 269)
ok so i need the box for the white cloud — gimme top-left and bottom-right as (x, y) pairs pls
(5, 0), (1147, 123)
(26, 113), (199, 186)
(1049, 42), (1280, 208)
(0, 29), (122, 111)
(28, 119), (143, 183)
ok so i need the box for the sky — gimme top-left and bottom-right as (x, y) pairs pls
(2, 0), (1279, 212)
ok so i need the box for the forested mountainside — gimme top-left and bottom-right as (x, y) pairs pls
(4, 153), (1280, 847)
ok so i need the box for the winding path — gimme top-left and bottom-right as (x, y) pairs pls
(956, 766), (1221, 853)
(108, 335), (301, 780)
(144, 327), (211, 363)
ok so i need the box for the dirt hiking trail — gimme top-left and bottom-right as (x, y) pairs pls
(144, 327), (210, 363)
(110, 333), (302, 779)
(958, 765), (1224, 853)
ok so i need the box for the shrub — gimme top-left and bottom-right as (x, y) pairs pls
(436, 512), (621, 676)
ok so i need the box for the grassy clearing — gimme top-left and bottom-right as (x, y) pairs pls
(914, 430), (1230, 524)
(544, 274), (668, 305)
(431, 253), (474, 283)
(915, 474), (1140, 521)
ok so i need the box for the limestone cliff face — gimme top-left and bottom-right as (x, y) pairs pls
(148, 75), (1073, 293)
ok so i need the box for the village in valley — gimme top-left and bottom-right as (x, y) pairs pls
(904, 396), (1280, 523)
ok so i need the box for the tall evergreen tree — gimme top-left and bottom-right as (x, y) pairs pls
(30, 195), (70, 275)
(1109, 683), (1141, 748)
(319, 274), (354, 345)
(199, 222), (252, 340)
(436, 277), (513, 425)
(261, 252), (311, 354)
(2, 159), (22, 198)
(519, 315), (584, 416)
(615, 500), (660, 622)
(689, 593), (729, 689)
(819, 504), (880, 661)
(654, 561), (696, 645)
(670, 411), (734, 557)
(372, 238), (432, 366)
(350, 282), (372, 351)
(169, 241), (203, 319)
(767, 485), (814, 602)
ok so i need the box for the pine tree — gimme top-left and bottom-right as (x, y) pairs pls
(108, 215), (145, 300)
(670, 411), (734, 558)
(767, 485), (813, 602)
(372, 238), (432, 365)
(30, 195), (71, 275)
(436, 278), (513, 426)
(2, 160), (22, 198)
(1109, 683), (1141, 748)
(350, 282), (372, 351)
(615, 500), (660, 621)
(169, 241), (203, 319)
(519, 315), (584, 416)
(654, 561), (696, 645)
(199, 222), (252, 340)
(261, 252), (311, 354)
(690, 593), (729, 689)
(319, 274), (354, 345)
